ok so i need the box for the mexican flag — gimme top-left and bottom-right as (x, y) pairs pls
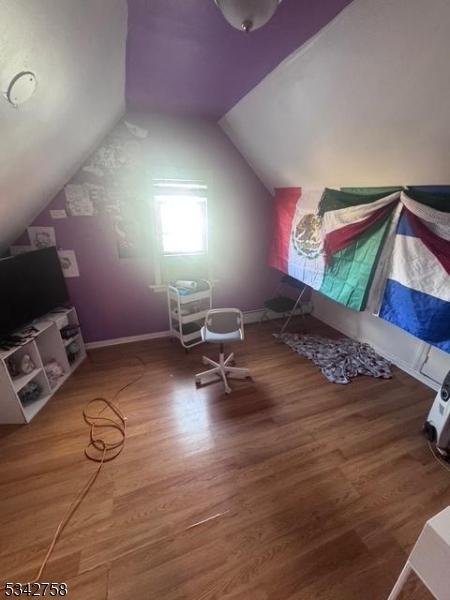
(269, 187), (401, 311)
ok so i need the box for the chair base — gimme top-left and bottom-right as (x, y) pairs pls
(195, 351), (250, 394)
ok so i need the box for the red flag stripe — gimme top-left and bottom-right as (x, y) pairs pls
(269, 187), (301, 272)
(404, 208), (450, 275)
(324, 201), (396, 259)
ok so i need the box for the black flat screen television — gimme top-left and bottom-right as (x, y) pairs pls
(0, 247), (69, 338)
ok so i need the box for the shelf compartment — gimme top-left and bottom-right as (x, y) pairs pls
(23, 393), (51, 423)
(0, 306), (86, 424)
(171, 309), (208, 325)
(168, 288), (211, 304)
(18, 370), (51, 422)
(63, 331), (82, 347)
(12, 367), (43, 393)
(172, 329), (202, 344)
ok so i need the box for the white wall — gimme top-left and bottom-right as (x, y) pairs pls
(220, 0), (450, 190)
(220, 0), (450, 389)
(0, 0), (128, 251)
(313, 293), (449, 391)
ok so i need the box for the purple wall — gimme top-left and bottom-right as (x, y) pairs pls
(17, 114), (278, 343)
(126, 0), (353, 118)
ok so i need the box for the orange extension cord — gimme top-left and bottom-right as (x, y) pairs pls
(1, 356), (146, 590)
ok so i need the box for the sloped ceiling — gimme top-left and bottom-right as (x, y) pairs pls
(126, 0), (353, 118)
(220, 0), (450, 189)
(0, 0), (128, 251)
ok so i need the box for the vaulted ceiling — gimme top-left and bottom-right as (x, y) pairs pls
(221, 0), (450, 189)
(126, 0), (353, 119)
(0, 0), (127, 251)
(1, 0), (354, 251)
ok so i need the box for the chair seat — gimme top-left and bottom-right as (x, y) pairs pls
(264, 296), (297, 313)
(201, 326), (242, 343)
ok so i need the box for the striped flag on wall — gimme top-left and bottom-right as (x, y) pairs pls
(379, 192), (450, 352)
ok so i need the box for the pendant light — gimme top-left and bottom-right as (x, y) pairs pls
(214, 0), (282, 33)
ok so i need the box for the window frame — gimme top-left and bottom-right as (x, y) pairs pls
(150, 178), (210, 288)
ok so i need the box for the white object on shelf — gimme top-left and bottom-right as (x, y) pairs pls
(63, 331), (82, 348)
(388, 506), (450, 599)
(0, 307), (86, 424)
(167, 281), (212, 349)
(12, 367), (43, 393)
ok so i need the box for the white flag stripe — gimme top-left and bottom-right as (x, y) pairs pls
(401, 192), (450, 239)
(387, 234), (450, 302)
(368, 202), (404, 315)
(287, 189), (325, 291)
(322, 191), (400, 235)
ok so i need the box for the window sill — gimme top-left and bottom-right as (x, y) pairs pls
(148, 284), (168, 293)
(149, 279), (220, 294)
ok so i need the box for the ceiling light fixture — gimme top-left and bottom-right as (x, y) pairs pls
(214, 0), (282, 33)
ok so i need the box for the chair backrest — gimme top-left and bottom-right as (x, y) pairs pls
(280, 274), (305, 291)
(205, 309), (244, 336)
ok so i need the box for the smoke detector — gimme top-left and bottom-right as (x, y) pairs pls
(5, 71), (37, 107)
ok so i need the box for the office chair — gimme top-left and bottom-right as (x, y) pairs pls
(195, 308), (250, 394)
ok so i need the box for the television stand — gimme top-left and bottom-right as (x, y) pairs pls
(0, 307), (86, 424)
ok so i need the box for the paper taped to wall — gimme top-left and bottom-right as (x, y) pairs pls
(82, 164), (105, 177)
(50, 209), (67, 220)
(65, 184), (94, 216)
(58, 250), (80, 278)
(28, 226), (57, 249)
(124, 120), (148, 139)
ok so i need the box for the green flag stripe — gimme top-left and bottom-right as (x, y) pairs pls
(318, 187), (401, 216)
(319, 214), (392, 311)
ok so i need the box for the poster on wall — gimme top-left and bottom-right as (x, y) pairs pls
(82, 139), (129, 178)
(58, 250), (80, 278)
(85, 183), (109, 214)
(50, 209), (67, 220)
(124, 120), (148, 139)
(82, 164), (105, 178)
(65, 184), (94, 216)
(28, 226), (56, 249)
(113, 214), (146, 259)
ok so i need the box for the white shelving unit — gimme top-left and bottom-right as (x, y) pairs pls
(167, 282), (212, 350)
(0, 307), (86, 424)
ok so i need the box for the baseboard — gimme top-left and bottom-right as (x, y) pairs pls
(85, 306), (312, 350)
(244, 304), (313, 325)
(85, 330), (171, 349)
(82, 305), (438, 391)
(313, 306), (439, 392)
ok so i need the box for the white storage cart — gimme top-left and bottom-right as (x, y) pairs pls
(167, 281), (212, 350)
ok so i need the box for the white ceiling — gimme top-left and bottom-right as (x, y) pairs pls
(220, 0), (450, 190)
(0, 0), (128, 250)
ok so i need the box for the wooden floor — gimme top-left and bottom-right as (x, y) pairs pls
(0, 317), (446, 599)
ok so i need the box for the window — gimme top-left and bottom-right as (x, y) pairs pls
(152, 179), (209, 285)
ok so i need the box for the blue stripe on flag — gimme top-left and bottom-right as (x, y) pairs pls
(380, 280), (450, 353)
(396, 213), (415, 237)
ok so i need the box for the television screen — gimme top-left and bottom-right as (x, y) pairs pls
(0, 247), (69, 338)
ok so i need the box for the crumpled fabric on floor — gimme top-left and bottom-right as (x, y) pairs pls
(275, 333), (392, 384)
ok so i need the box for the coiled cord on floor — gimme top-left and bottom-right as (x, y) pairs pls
(1, 355), (146, 590)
